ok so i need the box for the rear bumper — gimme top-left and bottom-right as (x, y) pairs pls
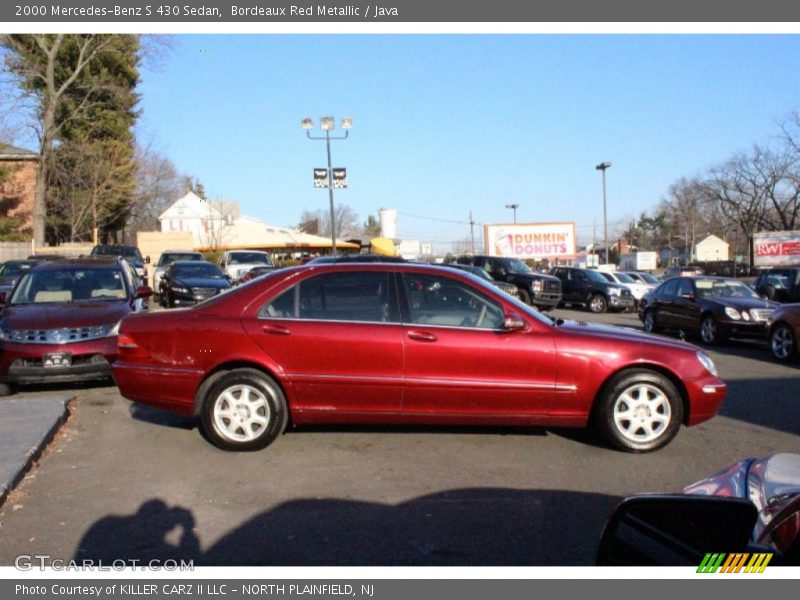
(608, 295), (636, 310)
(112, 362), (202, 416)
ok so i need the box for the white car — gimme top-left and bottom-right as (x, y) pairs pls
(218, 250), (274, 284)
(599, 271), (656, 306)
(151, 250), (205, 298)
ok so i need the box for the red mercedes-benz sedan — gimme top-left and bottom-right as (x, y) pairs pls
(113, 263), (727, 453)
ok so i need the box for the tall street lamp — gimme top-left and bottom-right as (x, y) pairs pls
(302, 116), (352, 256)
(505, 203), (520, 224)
(595, 161), (612, 264)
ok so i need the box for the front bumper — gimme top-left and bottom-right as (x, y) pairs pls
(719, 319), (769, 340)
(532, 292), (562, 308)
(0, 337), (116, 384)
(685, 376), (727, 426)
(608, 295), (636, 310)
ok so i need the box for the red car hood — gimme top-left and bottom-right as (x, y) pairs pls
(0, 301), (130, 330)
(558, 319), (700, 353)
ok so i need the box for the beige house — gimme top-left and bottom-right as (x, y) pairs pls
(695, 234), (730, 262)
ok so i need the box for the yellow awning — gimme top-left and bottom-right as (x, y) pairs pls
(370, 237), (397, 256)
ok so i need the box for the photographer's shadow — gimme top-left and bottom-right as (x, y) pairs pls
(75, 499), (200, 564)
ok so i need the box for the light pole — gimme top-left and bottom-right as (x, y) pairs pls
(505, 203), (519, 224)
(595, 161), (612, 264)
(302, 116), (352, 256)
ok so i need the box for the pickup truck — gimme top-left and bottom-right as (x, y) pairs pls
(454, 255), (561, 309)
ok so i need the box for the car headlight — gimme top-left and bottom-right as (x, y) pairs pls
(697, 352), (718, 377)
(609, 287), (620, 296)
(532, 280), (543, 292)
(170, 286), (189, 294)
(724, 307), (742, 320)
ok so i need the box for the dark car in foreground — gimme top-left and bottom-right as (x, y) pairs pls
(640, 276), (779, 344)
(160, 261), (231, 308)
(754, 267), (800, 302)
(598, 453), (800, 566)
(114, 263), (725, 453)
(0, 257), (152, 396)
(454, 255), (561, 309)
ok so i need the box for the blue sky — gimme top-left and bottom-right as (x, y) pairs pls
(134, 34), (800, 250)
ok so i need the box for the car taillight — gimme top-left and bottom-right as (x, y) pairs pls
(117, 334), (138, 349)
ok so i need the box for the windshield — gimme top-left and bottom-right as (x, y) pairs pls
(0, 262), (33, 278)
(612, 272), (635, 283)
(637, 273), (660, 284)
(585, 269), (611, 283)
(158, 253), (203, 266)
(10, 267), (128, 304)
(228, 252), (271, 265)
(694, 278), (760, 300)
(505, 258), (532, 274)
(171, 263), (225, 279)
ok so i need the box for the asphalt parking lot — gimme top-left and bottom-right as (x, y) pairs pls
(0, 307), (797, 566)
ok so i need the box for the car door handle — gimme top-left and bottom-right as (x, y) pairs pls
(407, 330), (438, 342)
(262, 324), (290, 336)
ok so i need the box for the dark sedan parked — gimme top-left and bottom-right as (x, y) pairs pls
(114, 263), (726, 453)
(639, 276), (779, 344)
(160, 261), (231, 308)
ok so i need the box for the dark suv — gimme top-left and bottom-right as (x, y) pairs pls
(754, 267), (800, 302)
(550, 266), (635, 313)
(454, 255), (561, 309)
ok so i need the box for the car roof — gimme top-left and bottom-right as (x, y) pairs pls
(28, 256), (123, 271)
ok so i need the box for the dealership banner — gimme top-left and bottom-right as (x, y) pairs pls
(753, 230), (800, 267)
(485, 222), (576, 260)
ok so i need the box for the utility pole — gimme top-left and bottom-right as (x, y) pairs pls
(469, 211), (475, 254)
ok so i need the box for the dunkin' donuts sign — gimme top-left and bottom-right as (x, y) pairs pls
(485, 222), (576, 260)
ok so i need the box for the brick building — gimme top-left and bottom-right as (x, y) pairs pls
(0, 143), (37, 238)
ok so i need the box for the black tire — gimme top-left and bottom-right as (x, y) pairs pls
(770, 323), (798, 363)
(588, 294), (608, 314)
(595, 369), (683, 453)
(643, 309), (659, 333)
(699, 314), (720, 345)
(518, 288), (532, 306)
(200, 369), (288, 451)
(0, 382), (14, 397)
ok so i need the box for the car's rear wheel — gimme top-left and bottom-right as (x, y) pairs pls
(596, 369), (683, 453)
(200, 369), (288, 451)
(770, 323), (798, 362)
(699, 315), (720, 345)
(643, 309), (659, 333)
(589, 294), (608, 313)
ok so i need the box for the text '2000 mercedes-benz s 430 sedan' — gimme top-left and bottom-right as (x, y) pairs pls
(112, 263), (727, 453)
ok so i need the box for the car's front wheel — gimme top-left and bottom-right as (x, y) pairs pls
(770, 323), (798, 363)
(643, 309), (659, 333)
(518, 288), (532, 306)
(200, 369), (288, 451)
(596, 369), (683, 452)
(588, 294), (608, 313)
(0, 383), (13, 397)
(699, 315), (720, 345)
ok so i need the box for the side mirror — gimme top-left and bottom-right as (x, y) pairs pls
(503, 313), (526, 332)
(134, 286), (153, 299)
(597, 495), (758, 566)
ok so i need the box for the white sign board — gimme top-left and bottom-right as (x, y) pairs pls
(754, 230), (800, 266)
(484, 222), (576, 260)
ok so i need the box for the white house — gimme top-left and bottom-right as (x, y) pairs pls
(158, 191), (227, 247)
(695, 234), (730, 262)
